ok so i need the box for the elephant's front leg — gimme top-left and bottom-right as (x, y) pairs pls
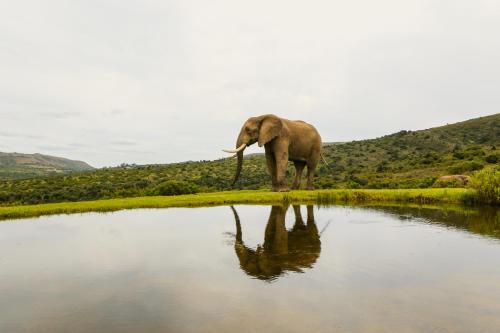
(264, 147), (278, 190)
(274, 150), (290, 192)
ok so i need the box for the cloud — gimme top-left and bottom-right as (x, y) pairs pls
(108, 109), (127, 116)
(0, 0), (498, 167)
(38, 111), (80, 119)
(0, 131), (44, 139)
(109, 140), (139, 146)
(35, 145), (73, 152)
(68, 142), (92, 148)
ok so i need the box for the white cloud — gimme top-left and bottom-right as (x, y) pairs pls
(1, 0), (499, 166)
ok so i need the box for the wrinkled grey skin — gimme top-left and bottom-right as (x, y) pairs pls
(232, 114), (322, 191)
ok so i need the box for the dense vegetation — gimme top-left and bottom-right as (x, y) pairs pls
(1, 113), (498, 206)
(469, 166), (500, 205)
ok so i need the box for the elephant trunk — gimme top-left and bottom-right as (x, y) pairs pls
(232, 150), (244, 186)
(232, 136), (246, 186)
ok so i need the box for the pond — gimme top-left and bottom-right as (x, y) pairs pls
(0, 204), (499, 333)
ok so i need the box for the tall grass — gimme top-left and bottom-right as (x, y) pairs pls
(469, 166), (500, 205)
(0, 188), (477, 221)
(315, 188), (474, 205)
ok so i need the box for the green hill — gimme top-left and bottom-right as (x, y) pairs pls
(320, 113), (499, 188)
(0, 113), (498, 205)
(0, 152), (94, 179)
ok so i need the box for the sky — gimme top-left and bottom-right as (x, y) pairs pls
(1, 0), (499, 167)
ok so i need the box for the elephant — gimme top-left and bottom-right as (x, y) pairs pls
(230, 205), (321, 281)
(223, 114), (323, 191)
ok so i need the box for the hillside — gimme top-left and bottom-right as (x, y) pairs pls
(0, 113), (498, 205)
(319, 113), (499, 188)
(0, 152), (94, 179)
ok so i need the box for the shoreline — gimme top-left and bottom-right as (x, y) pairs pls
(0, 188), (480, 221)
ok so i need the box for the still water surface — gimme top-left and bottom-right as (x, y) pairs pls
(0, 205), (499, 332)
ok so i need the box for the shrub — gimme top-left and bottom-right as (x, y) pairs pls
(485, 154), (498, 164)
(346, 181), (361, 189)
(416, 176), (438, 188)
(149, 180), (199, 196)
(448, 161), (484, 174)
(469, 166), (499, 205)
(463, 146), (485, 159)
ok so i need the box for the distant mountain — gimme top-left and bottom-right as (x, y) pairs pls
(1, 113), (498, 205)
(0, 152), (94, 179)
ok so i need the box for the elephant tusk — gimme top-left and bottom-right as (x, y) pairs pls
(222, 143), (246, 154)
(224, 153), (238, 159)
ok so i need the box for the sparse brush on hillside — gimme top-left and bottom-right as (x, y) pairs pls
(0, 113), (498, 206)
(318, 113), (498, 189)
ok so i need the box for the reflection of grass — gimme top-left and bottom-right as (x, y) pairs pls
(0, 188), (476, 221)
(362, 204), (500, 240)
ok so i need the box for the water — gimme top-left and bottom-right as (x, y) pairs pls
(0, 205), (499, 333)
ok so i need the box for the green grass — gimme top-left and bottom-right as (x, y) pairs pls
(1, 113), (498, 205)
(0, 188), (475, 221)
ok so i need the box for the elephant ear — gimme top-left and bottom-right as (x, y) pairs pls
(258, 116), (283, 147)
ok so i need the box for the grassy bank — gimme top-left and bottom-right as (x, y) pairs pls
(0, 188), (477, 221)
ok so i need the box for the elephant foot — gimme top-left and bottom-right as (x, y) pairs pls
(306, 185), (314, 191)
(291, 184), (300, 190)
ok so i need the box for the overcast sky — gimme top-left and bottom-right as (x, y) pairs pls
(1, 0), (499, 167)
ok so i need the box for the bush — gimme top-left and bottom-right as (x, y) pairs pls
(416, 176), (438, 188)
(469, 166), (499, 205)
(448, 161), (484, 174)
(485, 154), (498, 164)
(346, 181), (361, 189)
(149, 180), (199, 196)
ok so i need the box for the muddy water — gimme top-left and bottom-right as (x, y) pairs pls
(0, 205), (499, 333)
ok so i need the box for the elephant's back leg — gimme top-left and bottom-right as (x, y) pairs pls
(305, 147), (320, 190)
(292, 161), (306, 189)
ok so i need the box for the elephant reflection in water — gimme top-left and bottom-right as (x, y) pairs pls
(230, 205), (321, 281)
